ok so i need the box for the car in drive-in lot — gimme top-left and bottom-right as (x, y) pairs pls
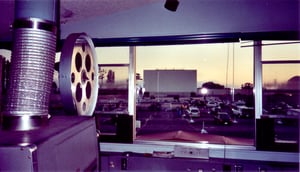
(189, 106), (200, 117)
(231, 105), (254, 118)
(206, 101), (219, 108)
(213, 112), (233, 125)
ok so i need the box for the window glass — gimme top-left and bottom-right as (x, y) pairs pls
(0, 49), (11, 61)
(262, 41), (300, 61)
(135, 43), (255, 145)
(96, 47), (129, 64)
(262, 42), (300, 144)
(0, 49), (11, 96)
(263, 64), (300, 91)
(95, 47), (129, 134)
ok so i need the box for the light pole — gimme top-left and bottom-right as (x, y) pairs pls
(201, 87), (208, 102)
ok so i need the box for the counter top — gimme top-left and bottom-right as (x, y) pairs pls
(100, 140), (299, 163)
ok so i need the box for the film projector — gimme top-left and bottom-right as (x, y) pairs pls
(0, 33), (100, 171)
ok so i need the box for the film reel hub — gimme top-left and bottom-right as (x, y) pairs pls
(59, 33), (98, 116)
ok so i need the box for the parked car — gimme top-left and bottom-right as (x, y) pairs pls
(240, 106), (254, 118)
(286, 108), (300, 116)
(189, 106), (200, 117)
(181, 109), (195, 123)
(214, 112), (233, 125)
(206, 101), (219, 108)
(231, 105), (254, 118)
(231, 105), (242, 116)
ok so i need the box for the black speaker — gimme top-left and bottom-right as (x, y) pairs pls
(164, 0), (179, 12)
(256, 118), (275, 151)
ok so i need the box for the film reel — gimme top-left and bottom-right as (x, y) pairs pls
(59, 33), (98, 116)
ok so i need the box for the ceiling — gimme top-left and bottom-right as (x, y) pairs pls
(0, 0), (160, 41)
(59, 0), (160, 23)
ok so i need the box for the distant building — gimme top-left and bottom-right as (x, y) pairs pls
(143, 69), (197, 96)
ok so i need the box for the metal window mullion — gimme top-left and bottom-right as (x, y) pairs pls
(254, 41), (263, 119)
(128, 46), (136, 138)
(261, 60), (300, 64)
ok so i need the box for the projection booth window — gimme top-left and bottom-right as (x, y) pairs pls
(261, 41), (300, 145)
(95, 47), (130, 134)
(135, 43), (255, 145)
(95, 41), (299, 146)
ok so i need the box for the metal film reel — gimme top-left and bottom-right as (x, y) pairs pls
(59, 33), (98, 116)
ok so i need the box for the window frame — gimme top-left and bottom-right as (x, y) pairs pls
(94, 31), (299, 151)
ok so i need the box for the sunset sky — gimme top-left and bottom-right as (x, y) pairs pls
(97, 41), (300, 88)
(1, 41), (299, 89)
